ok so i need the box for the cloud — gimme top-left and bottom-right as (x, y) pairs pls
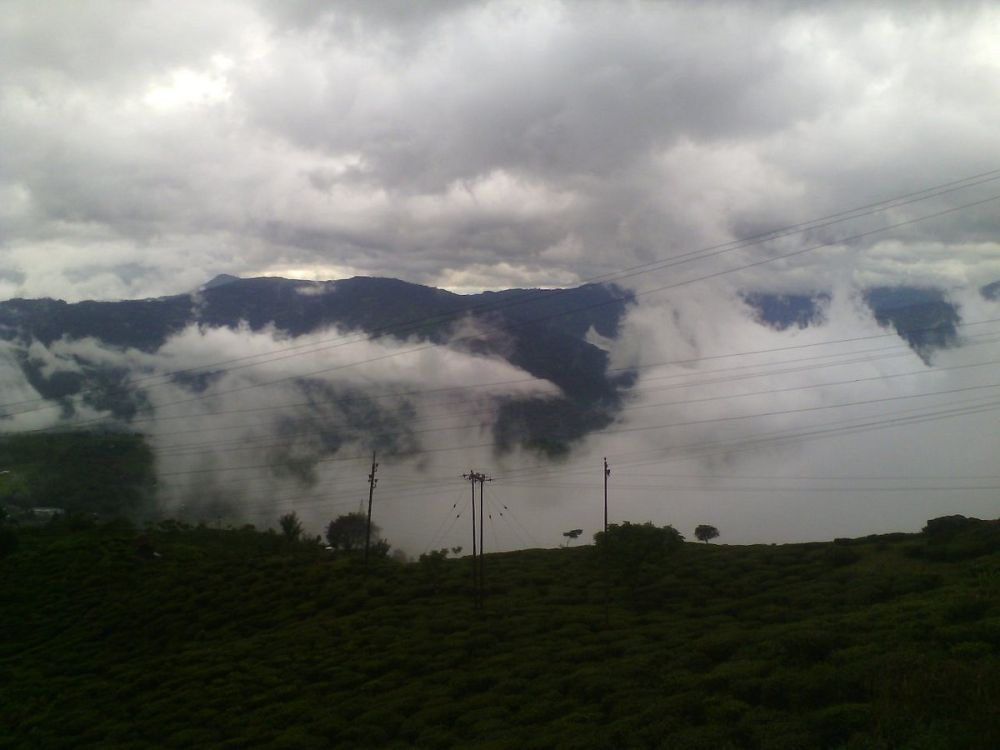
(493, 284), (1000, 546)
(0, 318), (564, 542)
(2, 0), (1000, 550)
(1, 1), (998, 302)
(1, 280), (998, 551)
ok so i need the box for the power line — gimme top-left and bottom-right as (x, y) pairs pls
(12, 315), (997, 459)
(4, 168), (997, 419)
(495, 394), (1000, 485)
(5, 179), (998, 431)
(146, 382), (1000, 481)
(146, 345), (1000, 457)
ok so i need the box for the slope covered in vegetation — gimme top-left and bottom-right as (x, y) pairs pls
(1, 517), (998, 749)
(0, 432), (155, 518)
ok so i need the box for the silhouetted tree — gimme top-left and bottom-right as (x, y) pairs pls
(326, 511), (389, 556)
(278, 512), (303, 542)
(595, 521), (684, 569)
(562, 528), (583, 546)
(695, 524), (720, 543)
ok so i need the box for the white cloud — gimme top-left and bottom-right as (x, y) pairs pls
(2, 0), (1000, 547)
(2, 0), (998, 302)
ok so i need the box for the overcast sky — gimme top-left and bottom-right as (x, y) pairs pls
(2, 0), (1000, 302)
(3, 1), (1000, 547)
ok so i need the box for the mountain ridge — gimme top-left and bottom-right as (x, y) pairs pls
(0, 275), (636, 456)
(1, 274), (994, 456)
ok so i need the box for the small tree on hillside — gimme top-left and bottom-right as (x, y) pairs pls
(695, 524), (720, 544)
(279, 512), (303, 542)
(326, 512), (390, 556)
(595, 521), (684, 565)
(562, 529), (583, 547)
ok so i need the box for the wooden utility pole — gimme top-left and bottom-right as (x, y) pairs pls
(603, 457), (611, 534)
(463, 470), (491, 605)
(603, 457), (612, 627)
(477, 473), (491, 596)
(463, 471), (478, 589)
(363, 451), (379, 568)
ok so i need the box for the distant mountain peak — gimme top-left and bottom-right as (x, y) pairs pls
(202, 274), (241, 290)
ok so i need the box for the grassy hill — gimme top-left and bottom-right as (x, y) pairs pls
(0, 433), (155, 518)
(1, 517), (998, 749)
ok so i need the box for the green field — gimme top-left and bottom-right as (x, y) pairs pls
(1, 516), (998, 749)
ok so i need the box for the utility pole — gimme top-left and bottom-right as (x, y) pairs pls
(463, 470), (490, 605)
(603, 457), (611, 534)
(463, 471), (478, 591)
(363, 451), (379, 568)
(603, 457), (612, 628)
(477, 473), (491, 597)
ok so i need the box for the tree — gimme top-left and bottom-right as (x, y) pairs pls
(562, 529), (583, 547)
(278, 512), (303, 542)
(326, 512), (389, 556)
(695, 524), (720, 544)
(594, 522), (685, 607)
(594, 521), (684, 570)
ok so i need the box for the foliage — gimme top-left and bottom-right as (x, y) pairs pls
(368, 538), (391, 558)
(278, 512), (303, 542)
(0, 518), (998, 748)
(695, 524), (720, 543)
(0, 432), (155, 518)
(594, 521), (685, 562)
(325, 512), (369, 551)
(325, 512), (389, 556)
(562, 528), (583, 546)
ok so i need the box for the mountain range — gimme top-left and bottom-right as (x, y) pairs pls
(741, 283), (999, 357)
(0, 275), (995, 459)
(0, 275), (634, 456)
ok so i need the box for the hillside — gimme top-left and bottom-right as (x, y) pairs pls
(0, 432), (155, 519)
(2, 276), (995, 458)
(0, 277), (634, 454)
(1, 517), (997, 749)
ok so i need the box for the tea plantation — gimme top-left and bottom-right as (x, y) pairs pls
(1, 516), (998, 749)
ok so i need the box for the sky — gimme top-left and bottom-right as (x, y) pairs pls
(2, 0), (1000, 302)
(2, 0), (1000, 551)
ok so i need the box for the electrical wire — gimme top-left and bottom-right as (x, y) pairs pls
(4, 176), (997, 430)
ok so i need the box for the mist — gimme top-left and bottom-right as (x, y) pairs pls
(1, 275), (996, 556)
(492, 281), (1000, 549)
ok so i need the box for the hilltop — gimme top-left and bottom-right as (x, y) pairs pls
(1, 516), (997, 749)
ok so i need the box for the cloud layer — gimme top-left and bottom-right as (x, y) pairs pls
(2, 1), (1000, 551)
(2, 0), (999, 301)
(2, 282), (997, 552)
